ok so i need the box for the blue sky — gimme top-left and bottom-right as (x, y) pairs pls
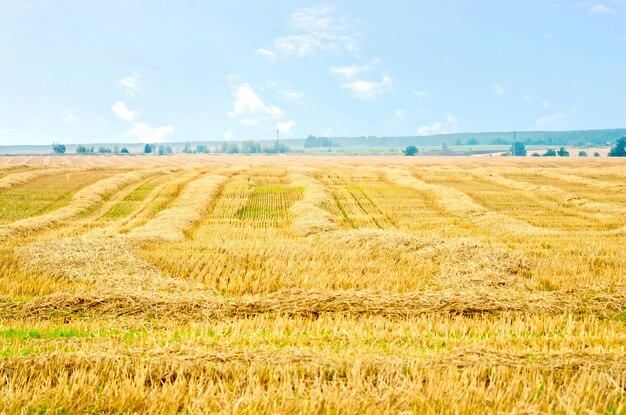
(1, 0), (625, 145)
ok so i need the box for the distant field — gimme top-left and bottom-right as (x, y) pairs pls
(0, 155), (624, 413)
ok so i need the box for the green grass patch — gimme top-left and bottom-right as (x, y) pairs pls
(236, 185), (303, 222)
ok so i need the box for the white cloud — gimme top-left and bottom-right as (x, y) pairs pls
(281, 91), (303, 102)
(341, 76), (392, 100)
(111, 102), (137, 122)
(411, 89), (427, 97)
(522, 95), (535, 104)
(223, 129), (233, 140)
(329, 58), (381, 79)
(534, 113), (570, 130)
(255, 48), (277, 60)
(330, 60), (391, 100)
(541, 100), (551, 108)
(494, 84), (507, 95)
(257, 6), (359, 59)
(117, 73), (142, 98)
(417, 115), (459, 136)
(229, 84), (284, 120)
(395, 109), (407, 120)
(417, 122), (444, 136)
(240, 118), (259, 126)
(588, 3), (617, 14)
(619, 34), (626, 40)
(64, 111), (78, 124)
(125, 123), (174, 143)
(277, 120), (295, 134)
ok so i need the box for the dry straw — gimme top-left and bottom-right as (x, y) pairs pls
(383, 168), (552, 235)
(0, 167), (179, 241)
(289, 168), (338, 236)
(474, 169), (625, 215)
(127, 173), (230, 242)
(2, 285), (624, 320)
(0, 166), (85, 190)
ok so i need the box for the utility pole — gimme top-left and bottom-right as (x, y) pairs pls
(512, 131), (517, 156)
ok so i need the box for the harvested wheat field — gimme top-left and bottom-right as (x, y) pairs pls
(0, 155), (624, 414)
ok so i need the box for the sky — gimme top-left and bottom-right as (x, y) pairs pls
(0, 0), (625, 145)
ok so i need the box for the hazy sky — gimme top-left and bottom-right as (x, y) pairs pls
(1, 1), (625, 145)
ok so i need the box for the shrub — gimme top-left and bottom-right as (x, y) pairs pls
(578, 150), (588, 157)
(608, 137), (626, 157)
(120, 147), (129, 154)
(52, 143), (66, 154)
(557, 147), (570, 157)
(403, 146), (418, 156)
(543, 149), (557, 157)
(531, 152), (540, 157)
(593, 152), (601, 157)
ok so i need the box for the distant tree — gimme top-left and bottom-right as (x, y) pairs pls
(304, 135), (335, 148)
(241, 140), (262, 153)
(578, 150), (588, 157)
(511, 142), (527, 156)
(263, 142), (289, 154)
(97, 146), (112, 153)
(557, 147), (570, 157)
(441, 142), (449, 152)
(120, 147), (129, 154)
(403, 145), (418, 156)
(182, 143), (193, 154)
(52, 143), (66, 154)
(531, 152), (541, 157)
(593, 151), (601, 157)
(608, 137), (626, 157)
(165, 146), (173, 154)
(75, 145), (87, 154)
(454, 139), (463, 146)
(195, 145), (209, 154)
(490, 138), (510, 145)
(467, 138), (480, 146)
(543, 148), (557, 157)
(113, 145), (120, 154)
(157, 145), (165, 155)
(226, 143), (240, 154)
(144, 144), (153, 154)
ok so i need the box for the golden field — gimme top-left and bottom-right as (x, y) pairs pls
(0, 154), (624, 414)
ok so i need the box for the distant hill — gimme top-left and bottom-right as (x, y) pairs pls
(0, 129), (624, 155)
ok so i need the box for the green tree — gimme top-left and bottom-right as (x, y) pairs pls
(75, 145), (87, 154)
(557, 147), (570, 157)
(511, 142), (527, 156)
(467, 138), (480, 145)
(593, 152), (601, 157)
(543, 148), (557, 157)
(143, 144), (153, 154)
(531, 152), (541, 157)
(226, 143), (240, 154)
(195, 145), (209, 154)
(182, 143), (193, 154)
(241, 140), (262, 153)
(120, 147), (129, 154)
(608, 137), (626, 157)
(403, 145), (418, 156)
(52, 143), (66, 154)
(578, 150), (588, 157)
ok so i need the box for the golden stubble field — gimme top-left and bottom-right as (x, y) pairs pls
(0, 154), (624, 414)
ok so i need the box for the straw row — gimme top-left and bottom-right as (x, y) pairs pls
(289, 169), (339, 236)
(383, 168), (551, 235)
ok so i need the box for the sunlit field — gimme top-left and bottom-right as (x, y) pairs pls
(0, 155), (624, 414)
